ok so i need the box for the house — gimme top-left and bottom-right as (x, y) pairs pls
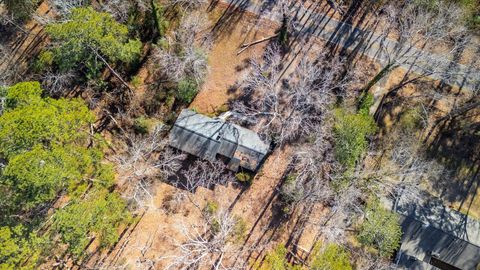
(169, 109), (270, 172)
(394, 196), (480, 270)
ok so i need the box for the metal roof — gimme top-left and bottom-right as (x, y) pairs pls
(398, 216), (480, 270)
(394, 195), (480, 270)
(169, 109), (270, 171)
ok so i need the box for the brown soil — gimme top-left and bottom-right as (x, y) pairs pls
(189, 5), (276, 114)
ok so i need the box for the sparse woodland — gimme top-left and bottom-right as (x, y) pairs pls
(0, 0), (479, 269)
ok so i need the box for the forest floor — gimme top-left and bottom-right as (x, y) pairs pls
(3, 0), (478, 268)
(91, 3), (341, 269)
(90, 1), (480, 268)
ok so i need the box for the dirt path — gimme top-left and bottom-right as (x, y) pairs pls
(189, 3), (276, 114)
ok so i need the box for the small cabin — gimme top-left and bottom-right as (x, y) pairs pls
(169, 109), (270, 172)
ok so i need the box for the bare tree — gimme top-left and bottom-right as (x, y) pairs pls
(49, 0), (89, 16)
(116, 128), (186, 208)
(100, 0), (151, 23)
(318, 184), (364, 244)
(232, 45), (346, 144)
(167, 0), (208, 10)
(355, 129), (446, 209)
(165, 209), (242, 270)
(152, 11), (210, 85)
(171, 159), (234, 193)
(280, 130), (336, 207)
(366, 0), (470, 116)
(40, 70), (75, 96)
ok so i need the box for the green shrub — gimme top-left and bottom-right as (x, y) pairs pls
(133, 116), (157, 134)
(358, 199), (402, 257)
(203, 201), (219, 216)
(131, 75), (142, 89)
(232, 216), (248, 242)
(358, 93), (374, 116)
(333, 108), (377, 170)
(33, 50), (54, 72)
(311, 243), (352, 270)
(236, 172), (253, 184)
(254, 245), (302, 270)
(176, 79), (198, 103)
(399, 107), (423, 130)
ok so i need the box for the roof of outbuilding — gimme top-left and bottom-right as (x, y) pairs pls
(398, 215), (480, 270)
(172, 109), (270, 155)
(394, 195), (480, 270)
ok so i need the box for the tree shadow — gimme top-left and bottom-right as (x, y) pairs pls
(210, 0), (252, 43)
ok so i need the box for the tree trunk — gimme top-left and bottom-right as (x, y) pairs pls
(361, 62), (396, 97)
(89, 47), (133, 94)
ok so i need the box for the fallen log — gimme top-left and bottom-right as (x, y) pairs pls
(237, 34), (278, 55)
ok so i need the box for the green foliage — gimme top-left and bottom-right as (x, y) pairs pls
(2, 145), (107, 211)
(399, 107), (423, 130)
(33, 50), (54, 72)
(0, 82), (108, 214)
(255, 245), (302, 270)
(52, 191), (131, 258)
(232, 216), (248, 243)
(358, 200), (402, 257)
(176, 79), (199, 104)
(413, 0), (480, 30)
(0, 81), (128, 263)
(133, 116), (157, 135)
(150, 0), (169, 38)
(0, 225), (44, 270)
(0, 82), (93, 159)
(45, 7), (141, 77)
(311, 243), (352, 270)
(203, 201), (219, 216)
(358, 93), (374, 116)
(130, 75), (142, 89)
(235, 172), (253, 184)
(2, 0), (37, 21)
(333, 108), (377, 170)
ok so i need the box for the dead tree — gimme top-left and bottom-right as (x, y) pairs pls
(165, 209), (242, 270)
(151, 11), (211, 85)
(49, 0), (89, 16)
(41, 70), (75, 96)
(232, 46), (347, 145)
(366, 0), (469, 92)
(116, 128), (186, 208)
(357, 130), (445, 209)
(167, 0), (208, 10)
(365, 1), (471, 120)
(100, 0), (151, 23)
(173, 159), (235, 193)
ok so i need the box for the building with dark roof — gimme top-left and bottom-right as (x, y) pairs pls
(394, 196), (480, 270)
(169, 109), (270, 172)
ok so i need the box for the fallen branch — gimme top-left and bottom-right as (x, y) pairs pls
(237, 34), (278, 55)
(88, 45), (134, 94)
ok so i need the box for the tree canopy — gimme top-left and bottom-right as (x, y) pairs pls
(52, 191), (131, 258)
(0, 225), (44, 270)
(311, 243), (352, 270)
(45, 7), (141, 77)
(333, 108), (377, 170)
(255, 245), (302, 270)
(0, 82), (110, 215)
(358, 200), (402, 257)
(0, 82), (93, 159)
(1, 0), (37, 21)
